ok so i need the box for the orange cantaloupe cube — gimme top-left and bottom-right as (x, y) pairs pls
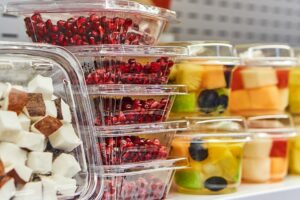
(229, 90), (251, 112)
(248, 86), (280, 110)
(201, 65), (226, 89)
(270, 157), (288, 180)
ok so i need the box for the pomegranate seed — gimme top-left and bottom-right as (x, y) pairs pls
(90, 14), (99, 22)
(76, 16), (87, 27)
(31, 13), (42, 22)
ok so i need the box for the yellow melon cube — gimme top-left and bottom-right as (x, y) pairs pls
(241, 67), (278, 89)
(278, 88), (289, 110)
(229, 90), (251, 112)
(170, 137), (190, 157)
(176, 63), (203, 92)
(270, 157), (288, 180)
(201, 65), (226, 89)
(248, 86), (280, 110)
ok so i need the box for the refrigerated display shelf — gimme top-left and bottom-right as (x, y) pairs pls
(168, 176), (300, 200)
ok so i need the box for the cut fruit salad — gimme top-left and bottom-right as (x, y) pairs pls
(0, 75), (81, 200)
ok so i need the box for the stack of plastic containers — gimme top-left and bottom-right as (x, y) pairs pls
(5, 0), (190, 199)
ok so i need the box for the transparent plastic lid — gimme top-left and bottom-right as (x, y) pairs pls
(94, 158), (188, 176)
(95, 120), (188, 136)
(6, 0), (177, 21)
(175, 117), (251, 142)
(0, 41), (102, 199)
(87, 84), (187, 95)
(247, 115), (296, 138)
(68, 44), (188, 57)
(160, 41), (240, 65)
(237, 44), (297, 66)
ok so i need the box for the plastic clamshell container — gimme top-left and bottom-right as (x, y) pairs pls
(243, 115), (296, 183)
(230, 44), (297, 116)
(6, 0), (177, 46)
(0, 42), (101, 199)
(68, 45), (188, 85)
(171, 117), (250, 195)
(164, 41), (240, 116)
(87, 84), (187, 126)
(96, 121), (188, 165)
(92, 158), (188, 200)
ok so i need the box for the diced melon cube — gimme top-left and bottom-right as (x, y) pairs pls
(208, 143), (229, 162)
(172, 93), (197, 113)
(241, 67), (277, 89)
(201, 65), (226, 89)
(217, 150), (240, 182)
(244, 138), (272, 158)
(202, 163), (223, 177)
(270, 157), (288, 180)
(248, 86), (280, 110)
(170, 138), (190, 157)
(176, 63), (203, 92)
(278, 89), (289, 110)
(242, 158), (270, 182)
(229, 90), (251, 112)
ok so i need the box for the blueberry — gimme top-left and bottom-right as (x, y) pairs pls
(189, 139), (208, 161)
(204, 176), (228, 192)
(218, 95), (228, 109)
(198, 90), (219, 113)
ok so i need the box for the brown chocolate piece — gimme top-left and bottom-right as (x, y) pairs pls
(0, 160), (4, 177)
(0, 176), (12, 188)
(26, 93), (46, 117)
(54, 98), (63, 120)
(8, 88), (28, 115)
(7, 169), (26, 185)
(34, 116), (63, 137)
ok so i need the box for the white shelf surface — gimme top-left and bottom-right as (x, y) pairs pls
(168, 176), (300, 200)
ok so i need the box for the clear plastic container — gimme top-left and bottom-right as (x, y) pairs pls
(68, 45), (188, 85)
(92, 158), (188, 200)
(243, 115), (295, 183)
(6, 0), (177, 46)
(163, 41), (240, 115)
(171, 117), (250, 195)
(0, 42), (101, 199)
(87, 84), (187, 126)
(230, 44), (297, 116)
(95, 121), (187, 165)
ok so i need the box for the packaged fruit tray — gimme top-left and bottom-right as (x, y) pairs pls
(243, 115), (296, 183)
(87, 84), (187, 126)
(165, 41), (240, 115)
(230, 44), (297, 116)
(6, 0), (177, 46)
(0, 42), (101, 200)
(92, 158), (188, 200)
(68, 45), (188, 85)
(170, 117), (251, 195)
(95, 121), (188, 165)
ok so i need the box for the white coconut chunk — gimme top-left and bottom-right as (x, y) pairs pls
(51, 175), (77, 196)
(0, 83), (11, 110)
(54, 98), (72, 123)
(27, 152), (53, 174)
(0, 110), (23, 143)
(17, 131), (46, 152)
(18, 113), (31, 132)
(0, 176), (16, 200)
(45, 100), (57, 118)
(13, 181), (42, 200)
(31, 116), (63, 138)
(49, 124), (81, 152)
(28, 75), (53, 100)
(6, 164), (33, 184)
(40, 176), (57, 200)
(0, 142), (27, 166)
(52, 153), (81, 178)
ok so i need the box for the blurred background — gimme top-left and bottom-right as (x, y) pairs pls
(1, 0), (300, 45)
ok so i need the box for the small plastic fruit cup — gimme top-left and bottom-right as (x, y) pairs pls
(95, 121), (188, 165)
(230, 44), (296, 116)
(91, 158), (188, 200)
(6, 0), (177, 46)
(87, 84), (187, 126)
(68, 45), (187, 85)
(163, 41), (240, 115)
(171, 117), (250, 195)
(243, 115), (296, 183)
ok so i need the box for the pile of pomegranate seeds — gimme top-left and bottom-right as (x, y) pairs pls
(84, 57), (174, 84)
(24, 13), (155, 46)
(101, 176), (166, 200)
(99, 137), (168, 165)
(94, 97), (170, 126)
